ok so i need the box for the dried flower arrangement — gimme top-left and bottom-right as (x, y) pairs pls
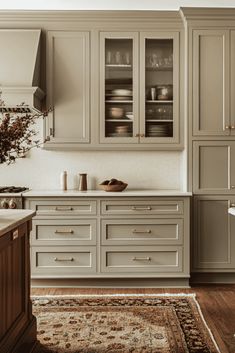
(0, 97), (50, 165)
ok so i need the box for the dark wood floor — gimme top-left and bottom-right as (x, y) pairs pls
(31, 285), (235, 353)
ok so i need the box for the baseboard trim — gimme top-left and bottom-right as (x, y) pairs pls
(190, 272), (235, 284)
(31, 278), (190, 288)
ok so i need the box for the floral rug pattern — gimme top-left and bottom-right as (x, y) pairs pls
(32, 295), (219, 353)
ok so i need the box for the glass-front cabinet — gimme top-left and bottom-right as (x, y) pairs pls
(100, 32), (139, 143)
(100, 31), (180, 146)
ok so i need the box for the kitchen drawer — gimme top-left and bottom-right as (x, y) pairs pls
(27, 199), (97, 216)
(101, 246), (182, 273)
(101, 200), (183, 216)
(101, 219), (183, 245)
(31, 219), (96, 245)
(31, 246), (96, 276)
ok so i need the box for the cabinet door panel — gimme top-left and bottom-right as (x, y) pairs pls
(140, 32), (180, 144)
(193, 196), (235, 270)
(46, 31), (90, 143)
(192, 30), (229, 136)
(193, 141), (234, 193)
(99, 32), (139, 144)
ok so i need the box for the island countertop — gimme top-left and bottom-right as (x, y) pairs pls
(23, 189), (192, 197)
(0, 210), (36, 237)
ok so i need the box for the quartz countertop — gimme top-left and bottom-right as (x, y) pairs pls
(23, 189), (192, 197)
(0, 210), (36, 237)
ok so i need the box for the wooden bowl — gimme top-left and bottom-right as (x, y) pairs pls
(99, 183), (128, 192)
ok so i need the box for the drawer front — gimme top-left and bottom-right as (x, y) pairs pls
(101, 219), (183, 245)
(31, 246), (96, 276)
(31, 219), (96, 245)
(101, 200), (183, 216)
(27, 199), (97, 216)
(101, 246), (182, 273)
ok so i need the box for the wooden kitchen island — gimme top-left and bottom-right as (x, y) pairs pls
(0, 210), (36, 353)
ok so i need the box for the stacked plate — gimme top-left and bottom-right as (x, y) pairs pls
(106, 89), (133, 101)
(147, 124), (169, 137)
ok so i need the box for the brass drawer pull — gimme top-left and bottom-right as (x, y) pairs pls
(131, 206), (152, 211)
(55, 229), (74, 234)
(55, 207), (74, 211)
(132, 229), (152, 234)
(12, 229), (19, 240)
(132, 256), (151, 261)
(54, 257), (74, 262)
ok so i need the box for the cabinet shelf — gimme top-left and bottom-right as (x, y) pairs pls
(146, 66), (173, 71)
(106, 100), (133, 103)
(146, 119), (173, 122)
(105, 64), (132, 69)
(146, 100), (173, 104)
(106, 119), (133, 122)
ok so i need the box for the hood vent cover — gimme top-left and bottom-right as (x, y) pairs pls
(0, 29), (45, 112)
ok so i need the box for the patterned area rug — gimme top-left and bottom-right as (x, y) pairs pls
(32, 294), (220, 353)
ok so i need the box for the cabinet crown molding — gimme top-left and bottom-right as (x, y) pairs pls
(180, 7), (235, 22)
(0, 10), (182, 24)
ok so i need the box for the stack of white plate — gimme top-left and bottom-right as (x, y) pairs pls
(147, 124), (169, 137)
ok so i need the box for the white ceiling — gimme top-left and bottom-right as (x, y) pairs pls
(0, 0), (235, 10)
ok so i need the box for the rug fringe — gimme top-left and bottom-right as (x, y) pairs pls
(31, 293), (196, 298)
(192, 296), (221, 353)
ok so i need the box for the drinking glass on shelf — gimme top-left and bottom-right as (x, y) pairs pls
(106, 51), (112, 64)
(115, 51), (121, 65)
(150, 87), (156, 101)
(124, 52), (130, 65)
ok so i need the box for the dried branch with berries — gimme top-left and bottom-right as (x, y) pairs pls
(0, 106), (50, 165)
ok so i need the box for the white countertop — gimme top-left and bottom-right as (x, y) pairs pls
(0, 210), (36, 237)
(23, 189), (192, 197)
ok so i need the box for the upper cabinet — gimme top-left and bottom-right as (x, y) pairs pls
(192, 29), (235, 137)
(41, 13), (184, 150)
(45, 31), (90, 146)
(99, 31), (180, 146)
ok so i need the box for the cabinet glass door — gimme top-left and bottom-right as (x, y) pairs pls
(140, 33), (179, 143)
(100, 33), (138, 143)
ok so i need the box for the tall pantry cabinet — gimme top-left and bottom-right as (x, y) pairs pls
(182, 8), (235, 281)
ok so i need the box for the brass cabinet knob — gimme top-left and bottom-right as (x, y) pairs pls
(225, 125), (230, 130)
(140, 133), (145, 138)
(230, 203), (235, 207)
(231, 126), (235, 130)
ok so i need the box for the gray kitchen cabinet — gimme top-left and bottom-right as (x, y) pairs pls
(193, 196), (235, 272)
(193, 141), (235, 194)
(192, 29), (232, 137)
(45, 31), (90, 145)
(25, 196), (190, 285)
(100, 31), (182, 147)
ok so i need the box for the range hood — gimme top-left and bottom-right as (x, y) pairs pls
(0, 29), (45, 113)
